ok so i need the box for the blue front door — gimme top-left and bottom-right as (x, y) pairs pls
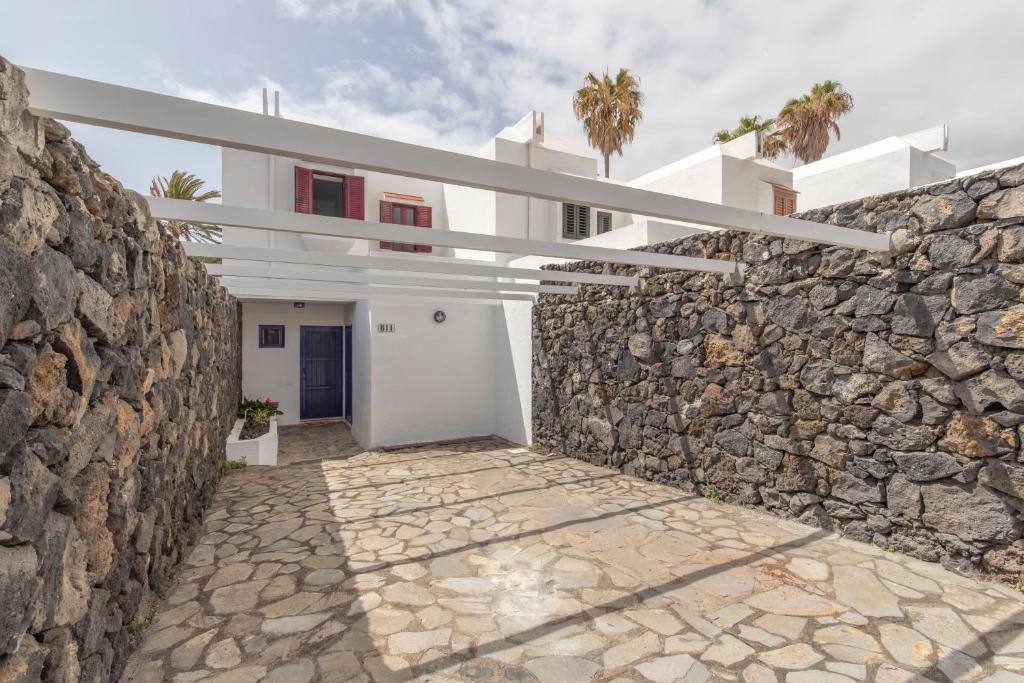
(300, 326), (343, 420)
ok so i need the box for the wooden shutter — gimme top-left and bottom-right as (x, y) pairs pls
(294, 166), (313, 213)
(379, 200), (393, 250)
(344, 175), (365, 220)
(563, 203), (576, 238)
(773, 187), (797, 216)
(578, 205), (590, 238)
(414, 206), (433, 253)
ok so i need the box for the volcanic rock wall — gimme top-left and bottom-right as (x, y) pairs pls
(534, 160), (1024, 581)
(0, 58), (241, 680)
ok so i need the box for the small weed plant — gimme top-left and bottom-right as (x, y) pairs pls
(223, 460), (247, 475)
(702, 483), (723, 504)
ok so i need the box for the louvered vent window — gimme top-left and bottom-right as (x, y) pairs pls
(562, 203), (590, 239)
(597, 211), (612, 234)
(773, 187), (797, 216)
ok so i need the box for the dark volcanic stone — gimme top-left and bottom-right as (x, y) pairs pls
(892, 451), (962, 482)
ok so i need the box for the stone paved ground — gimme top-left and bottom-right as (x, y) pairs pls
(122, 434), (1024, 683)
(277, 421), (363, 467)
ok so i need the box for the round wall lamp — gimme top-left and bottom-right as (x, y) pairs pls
(433, 310), (447, 324)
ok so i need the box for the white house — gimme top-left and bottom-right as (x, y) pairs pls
(220, 108), (802, 449)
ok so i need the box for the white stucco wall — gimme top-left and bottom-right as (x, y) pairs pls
(793, 134), (956, 211)
(351, 300), (373, 446)
(493, 300), (533, 445)
(357, 301), (498, 448)
(240, 301), (353, 425)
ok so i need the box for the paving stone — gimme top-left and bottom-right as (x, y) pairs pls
(832, 565), (902, 617)
(387, 627), (452, 654)
(525, 656), (601, 683)
(204, 638), (241, 669)
(879, 623), (934, 668)
(263, 658), (315, 683)
(754, 614), (807, 640)
(745, 587), (843, 617)
(812, 624), (881, 663)
(261, 612), (331, 636)
(604, 631), (660, 669)
(624, 609), (684, 636)
(634, 653), (710, 682)
(906, 606), (985, 657)
(742, 662), (779, 683)
(757, 643), (824, 669)
(701, 634), (755, 666)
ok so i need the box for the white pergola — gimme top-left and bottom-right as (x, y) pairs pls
(21, 66), (890, 304)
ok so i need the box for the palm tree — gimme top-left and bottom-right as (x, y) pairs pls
(775, 80), (854, 164)
(149, 171), (222, 243)
(572, 68), (644, 178)
(712, 114), (786, 160)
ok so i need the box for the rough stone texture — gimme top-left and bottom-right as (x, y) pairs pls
(534, 160), (1024, 583)
(0, 58), (240, 680)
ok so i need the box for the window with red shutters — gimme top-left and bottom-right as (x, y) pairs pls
(295, 166), (366, 221)
(379, 200), (394, 250)
(413, 206), (432, 253)
(344, 175), (365, 220)
(378, 201), (431, 253)
(294, 166), (313, 214)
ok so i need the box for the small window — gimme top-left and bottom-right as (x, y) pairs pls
(312, 175), (344, 217)
(562, 203), (590, 239)
(259, 325), (285, 348)
(597, 211), (612, 234)
(773, 187), (797, 216)
(380, 201), (430, 252)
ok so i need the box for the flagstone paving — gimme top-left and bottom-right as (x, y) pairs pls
(122, 435), (1024, 682)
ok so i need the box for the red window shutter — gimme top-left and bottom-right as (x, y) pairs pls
(344, 175), (365, 220)
(294, 166), (313, 214)
(379, 200), (393, 250)
(414, 206), (433, 253)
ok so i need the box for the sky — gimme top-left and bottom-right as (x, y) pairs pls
(2, 0), (1023, 194)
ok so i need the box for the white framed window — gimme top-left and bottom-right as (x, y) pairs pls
(562, 203), (590, 239)
(597, 211), (612, 234)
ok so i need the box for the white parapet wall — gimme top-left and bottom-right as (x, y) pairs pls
(793, 125), (955, 211)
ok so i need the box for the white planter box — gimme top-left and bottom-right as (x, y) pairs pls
(226, 417), (278, 466)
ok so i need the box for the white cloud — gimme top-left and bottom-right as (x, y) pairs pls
(153, 61), (487, 155)
(179, 1), (1024, 179)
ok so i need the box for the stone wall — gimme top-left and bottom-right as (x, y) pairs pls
(0, 58), (241, 681)
(534, 161), (1024, 581)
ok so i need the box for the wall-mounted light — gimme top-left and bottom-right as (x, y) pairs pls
(293, 302), (305, 308)
(433, 310), (446, 324)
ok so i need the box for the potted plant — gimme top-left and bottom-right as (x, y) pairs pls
(226, 397), (283, 466)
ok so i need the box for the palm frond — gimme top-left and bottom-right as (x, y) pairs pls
(150, 170), (223, 244)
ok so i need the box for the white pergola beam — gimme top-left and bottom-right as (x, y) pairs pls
(183, 243), (637, 286)
(150, 197), (734, 273)
(232, 290), (506, 306)
(220, 279), (536, 302)
(22, 67), (890, 252)
(207, 264), (578, 294)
